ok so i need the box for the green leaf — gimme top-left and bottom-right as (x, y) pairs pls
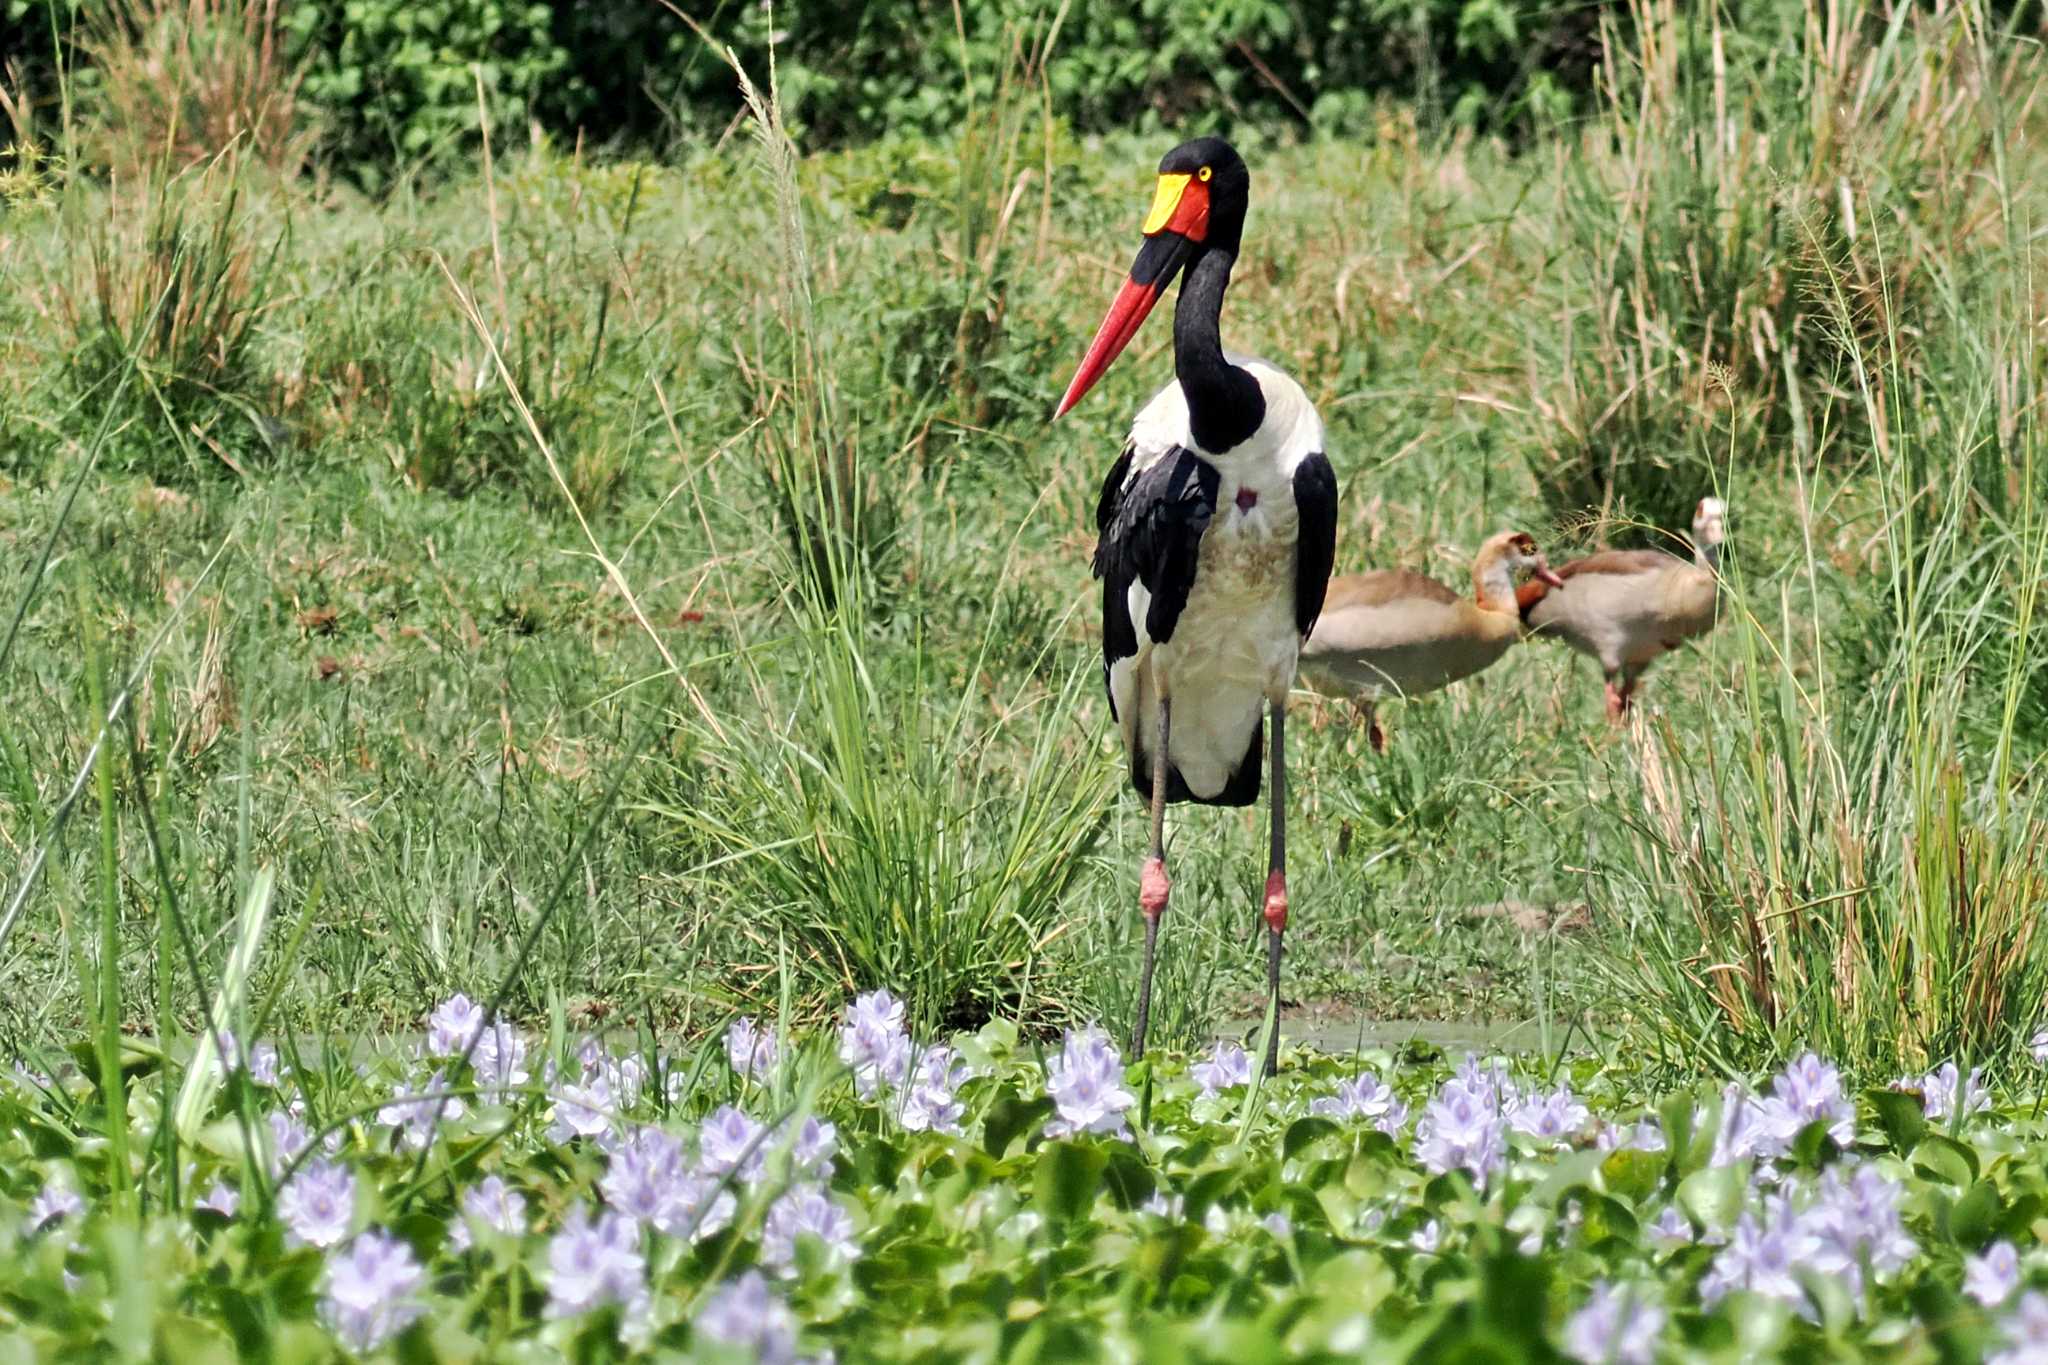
(1678, 1162), (1746, 1231)
(1283, 1116), (1341, 1162)
(1865, 1088), (1927, 1153)
(1912, 1134), (1979, 1187)
(1951, 1179), (2003, 1248)
(1599, 1147), (1664, 1204)
(1034, 1141), (1108, 1225)
(1101, 1149), (1157, 1210)
(981, 1092), (1054, 1159)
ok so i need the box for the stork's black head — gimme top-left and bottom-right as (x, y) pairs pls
(1053, 137), (1253, 418)
(1153, 137), (1249, 257)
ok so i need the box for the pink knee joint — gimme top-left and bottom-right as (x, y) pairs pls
(1263, 870), (1289, 933)
(1140, 857), (1170, 917)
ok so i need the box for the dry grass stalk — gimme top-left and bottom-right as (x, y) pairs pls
(86, 0), (313, 177)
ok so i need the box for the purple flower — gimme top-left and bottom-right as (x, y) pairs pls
(278, 1159), (357, 1249)
(460, 1175), (527, 1239)
(1992, 1290), (2048, 1365)
(267, 1110), (315, 1175)
(2031, 1028), (2048, 1066)
(900, 1045), (968, 1135)
(697, 1270), (800, 1364)
(1563, 1282), (1665, 1365)
(246, 1041), (282, 1088)
(1969, 1242), (2023, 1307)
(1409, 1219), (1443, 1252)
(1768, 1053), (1855, 1146)
(546, 1206), (648, 1320)
(1191, 1043), (1251, 1096)
(195, 1182), (240, 1219)
(1596, 1118), (1667, 1152)
(378, 1071), (465, 1151)
(1647, 1206), (1694, 1251)
(1509, 1083), (1591, 1142)
(26, 1180), (82, 1232)
(760, 1184), (861, 1276)
(1699, 1195), (1815, 1310)
(1413, 1077), (1506, 1185)
(1043, 1027), (1135, 1140)
(1311, 1071), (1409, 1135)
(726, 1017), (779, 1078)
(698, 1105), (768, 1184)
(1261, 1211), (1293, 1239)
(1455, 1055), (1520, 1109)
(785, 1115), (838, 1180)
(426, 994), (486, 1057)
(320, 1230), (427, 1353)
(471, 1018), (529, 1100)
(1901, 1061), (1990, 1121)
(548, 1076), (615, 1144)
(1711, 1083), (1790, 1166)
(838, 990), (911, 1098)
(600, 1125), (735, 1240)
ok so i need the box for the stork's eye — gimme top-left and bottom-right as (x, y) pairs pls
(1197, 166), (1212, 182)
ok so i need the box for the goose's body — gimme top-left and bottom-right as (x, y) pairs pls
(1299, 531), (1560, 749)
(1058, 137), (1338, 1073)
(1519, 498), (1727, 717)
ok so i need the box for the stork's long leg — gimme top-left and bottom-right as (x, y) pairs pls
(1261, 699), (1289, 1078)
(1131, 694), (1172, 1061)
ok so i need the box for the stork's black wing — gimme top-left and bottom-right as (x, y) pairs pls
(1093, 445), (1220, 672)
(1291, 453), (1338, 636)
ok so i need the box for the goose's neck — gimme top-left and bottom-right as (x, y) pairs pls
(1472, 552), (1519, 615)
(1174, 248), (1263, 453)
(1696, 538), (1722, 575)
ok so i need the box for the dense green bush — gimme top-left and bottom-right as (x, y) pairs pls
(9, 0), (1602, 182)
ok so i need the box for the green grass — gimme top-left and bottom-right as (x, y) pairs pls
(0, 0), (2043, 1087)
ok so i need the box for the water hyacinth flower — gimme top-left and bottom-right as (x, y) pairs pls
(1311, 1071), (1409, 1135)
(319, 1230), (427, 1353)
(784, 1115), (838, 1180)
(697, 1271), (801, 1364)
(1190, 1042), (1251, 1096)
(726, 1016), (779, 1078)
(195, 1182), (240, 1219)
(378, 1071), (466, 1151)
(760, 1185), (861, 1276)
(1043, 1027), (1135, 1140)
(426, 993), (486, 1057)
(1969, 1242), (2024, 1307)
(1647, 1206), (1695, 1251)
(1563, 1282), (1665, 1365)
(245, 1040), (282, 1088)
(278, 1159), (358, 1249)
(267, 1109), (315, 1176)
(838, 990), (911, 1098)
(1596, 1118), (1667, 1153)
(1261, 1211), (1293, 1239)
(600, 1125), (735, 1241)
(1992, 1290), (2048, 1365)
(1509, 1082), (1592, 1143)
(546, 1206), (648, 1321)
(1699, 1195), (1813, 1309)
(1767, 1053), (1856, 1146)
(547, 1075), (616, 1145)
(1409, 1219), (1443, 1253)
(461, 1175), (528, 1239)
(1413, 1076), (1507, 1185)
(1455, 1055), (1519, 1108)
(698, 1105), (769, 1184)
(1902, 1061), (1991, 1121)
(2031, 1027), (2048, 1066)
(471, 1017), (530, 1100)
(26, 1180), (82, 1233)
(900, 1045), (969, 1135)
(1711, 1082), (1791, 1167)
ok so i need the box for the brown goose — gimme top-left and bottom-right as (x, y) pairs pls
(1298, 530), (1563, 752)
(1517, 497), (1727, 718)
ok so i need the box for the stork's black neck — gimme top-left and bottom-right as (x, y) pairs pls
(1174, 248), (1264, 454)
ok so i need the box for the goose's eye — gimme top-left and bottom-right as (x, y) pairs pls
(1197, 166), (1212, 182)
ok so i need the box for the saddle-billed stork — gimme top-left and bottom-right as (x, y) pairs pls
(1055, 137), (1339, 1074)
